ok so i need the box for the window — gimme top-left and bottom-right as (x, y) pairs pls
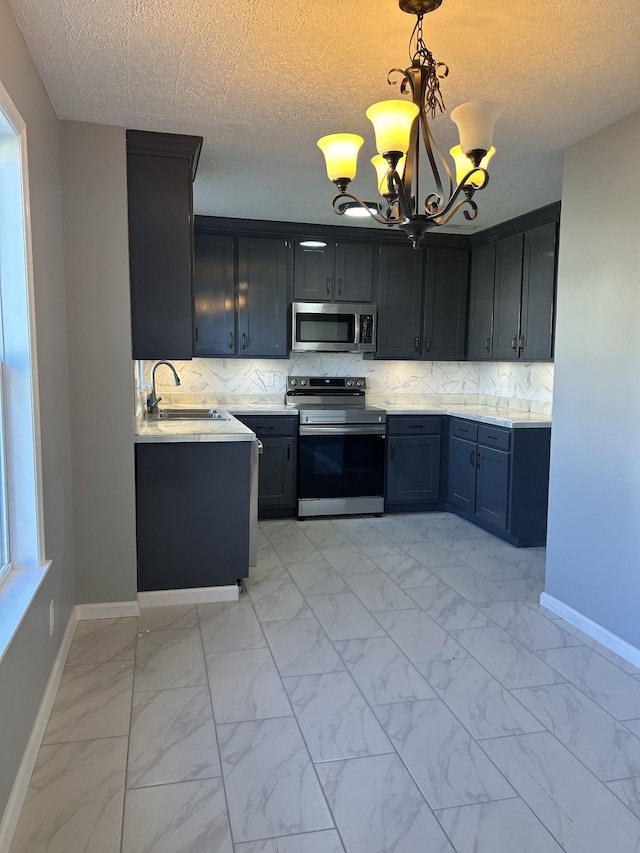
(0, 78), (47, 657)
(0, 288), (8, 582)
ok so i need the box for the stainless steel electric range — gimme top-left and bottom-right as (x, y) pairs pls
(285, 376), (386, 518)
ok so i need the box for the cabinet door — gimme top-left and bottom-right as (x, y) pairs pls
(475, 445), (510, 530)
(448, 436), (477, 512)
(335, 242), (373, 303)
(493, 234), (524, 359)
(376, 244), (424, 359)
(386, 436), (441, 504)
(520, 221), (557, 360)
(237, 237), (289, 358)
(423, 247), (469, 360)
(194, 234), (236, 356)
(294, 242), (334, 300)
(127, 150), (196, 360)
(467, 243), (496, 360)
(258, 436), (296, 509)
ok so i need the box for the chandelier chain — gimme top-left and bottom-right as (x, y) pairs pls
(409, 13), (448, 118)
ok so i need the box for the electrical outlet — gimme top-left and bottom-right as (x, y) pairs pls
(264, 371), (276, 389)
(49, 600), (55, 637)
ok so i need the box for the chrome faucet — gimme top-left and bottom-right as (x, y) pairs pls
(147, 360), (181, 414)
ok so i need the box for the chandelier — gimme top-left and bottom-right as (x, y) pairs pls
(317, 0), (501, 247)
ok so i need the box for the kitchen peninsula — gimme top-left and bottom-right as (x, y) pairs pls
(134, 408), (256, 596)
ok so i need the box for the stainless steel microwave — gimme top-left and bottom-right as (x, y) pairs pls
(292, 302), (377, 353)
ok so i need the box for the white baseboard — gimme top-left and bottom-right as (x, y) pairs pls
(138, 585), (239, 607)
(75, 600), (139, 620)
(539, 592), (640, 669)
(0, 607), (79, 853)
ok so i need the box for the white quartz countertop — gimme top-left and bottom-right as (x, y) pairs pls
(135, 408), (256, 443)
(136, 396), (551, 439)
(382, 402), (551, 428)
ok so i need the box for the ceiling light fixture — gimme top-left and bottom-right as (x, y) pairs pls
(317, 0), (501, 247)
(337, 201), (380, 218)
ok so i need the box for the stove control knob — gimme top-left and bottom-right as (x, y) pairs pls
(289, 379), (297, 386)
(346, 379), (354, 387)
(356, 379), (364, 387)
(300, 378), (307, 386)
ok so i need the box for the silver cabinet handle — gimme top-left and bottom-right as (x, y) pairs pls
(326, 277), (331, 295)
(338, 278), (343, 295)
(414, 336), (420, 352)
(519, 334), (525, 351)
(485, 337), (491, 352)
(470, 450), (475, 466)
(287, 443), (291, 461)
(511, 335), (518, 351)
(390, 443), (395, 459)
(476, 451), (481, 468)
(242, 332), (247, 349)
(425, 337), (431, 353)
(228, 331), (234, 350)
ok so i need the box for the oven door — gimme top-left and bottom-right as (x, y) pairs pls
(298, 424), (385, 500)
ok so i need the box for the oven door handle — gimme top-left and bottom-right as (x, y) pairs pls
(299, 424), (386, 436)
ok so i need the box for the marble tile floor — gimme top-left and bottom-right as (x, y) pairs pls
(9, 512), (640, 852)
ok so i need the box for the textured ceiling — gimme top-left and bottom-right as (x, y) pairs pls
(8, 0), (640, 232)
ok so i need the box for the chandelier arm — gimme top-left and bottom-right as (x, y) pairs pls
(420, 107), (454, 202)
(430, 196), (479, 227)
(390, 170), (415, 222)
(425, 167), (490, 221)
(330, 192), (401, 225)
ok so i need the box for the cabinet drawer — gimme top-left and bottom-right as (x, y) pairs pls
(235, 415), (297, 436)
(388, 416), (441, 435)
(478, 424), (511, 451)
(450, 419), (478, 442)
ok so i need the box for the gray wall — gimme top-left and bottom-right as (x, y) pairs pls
(545, 109), (640, 648)
(0, 0), (75, 822)
(60, 120), (137, 604)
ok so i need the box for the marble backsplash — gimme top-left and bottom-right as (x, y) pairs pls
(140, 355), (554, 414)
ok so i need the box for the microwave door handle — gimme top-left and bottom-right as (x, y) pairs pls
(354, 313), (360, 347)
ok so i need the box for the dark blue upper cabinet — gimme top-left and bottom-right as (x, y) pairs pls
(376, 244), (424, 359)
(493, 234), (524, 359)
(467, 242), (496, 360)
(293, 241), (373, 303)
(467, 206), (559, 362)
(423, 247), (469, 360)
(520, 221), (557, 360)
(237, 237), (290, 358)
(127, 130), (202, 360)
(194, 234), (236, 357)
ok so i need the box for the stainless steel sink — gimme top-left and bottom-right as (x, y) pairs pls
(150, 408), (229, 421)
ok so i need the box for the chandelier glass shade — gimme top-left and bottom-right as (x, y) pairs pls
(317, 0), (501, 246)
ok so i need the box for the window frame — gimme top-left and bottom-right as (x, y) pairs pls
(0, 77), (48, 659)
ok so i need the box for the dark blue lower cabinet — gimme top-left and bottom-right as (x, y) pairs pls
(258, 436), (296, 510)
(386, 435), (441, 505)
(135, 441), (251, 591)
(474, 445), (510, 530)
(448, 436), (477, 513)
(447, 418), (550, 547)
(233, 416), (297, 519)
(385, 415), (446, 512)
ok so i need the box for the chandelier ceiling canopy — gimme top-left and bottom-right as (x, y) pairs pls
(317, 0), (501, 247)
